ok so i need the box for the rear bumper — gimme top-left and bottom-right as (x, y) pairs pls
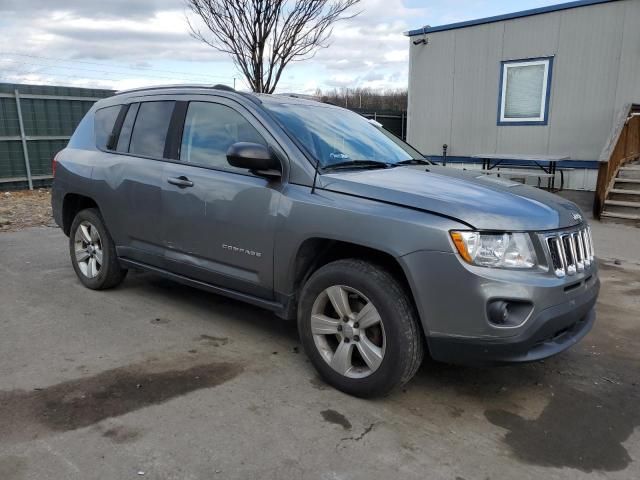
(51, 181), (64, 231)
(426, 280), (598, 365)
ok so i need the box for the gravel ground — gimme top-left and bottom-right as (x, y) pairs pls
(0, 189), (55, 232)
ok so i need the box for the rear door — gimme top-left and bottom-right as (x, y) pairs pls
(92, 99), (175, 266)
(161, 97), (283, 299)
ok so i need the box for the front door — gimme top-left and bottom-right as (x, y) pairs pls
(162, 99), (282, 299)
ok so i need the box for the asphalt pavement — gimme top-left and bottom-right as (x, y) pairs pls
(1, 225), (639, 480)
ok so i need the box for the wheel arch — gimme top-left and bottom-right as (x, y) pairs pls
(62, 193), (99, 236)
(282, 237), (421, 329)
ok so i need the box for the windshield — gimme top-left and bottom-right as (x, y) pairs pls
(263, 102), (425, 169)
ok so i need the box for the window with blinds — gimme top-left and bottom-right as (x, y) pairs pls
(499, 58), (552, 125)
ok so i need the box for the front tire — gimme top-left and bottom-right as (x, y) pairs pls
(69, 208), (127, 290)
(298, 259), (424, 398)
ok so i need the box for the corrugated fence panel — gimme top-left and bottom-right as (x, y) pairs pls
(0, 82), (113, 184)
(0, 83), (113, 98)
(0, 98), (20, 136)
(29, 140), (70, 176)
(0, 141), (27, 178)
(20, 98), (96, 136)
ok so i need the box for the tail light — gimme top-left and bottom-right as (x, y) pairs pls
(52, 151), (60, 178)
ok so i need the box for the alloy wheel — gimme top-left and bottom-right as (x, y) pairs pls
(73, 220), (103, 278)
(310, 285), (386, 379)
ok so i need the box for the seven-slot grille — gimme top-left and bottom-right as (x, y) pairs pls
(546, 226), (594, 278)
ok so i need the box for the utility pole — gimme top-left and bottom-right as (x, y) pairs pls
(233, 77), (236, 89)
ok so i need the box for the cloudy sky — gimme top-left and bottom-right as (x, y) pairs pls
(0, 0), (560, 93)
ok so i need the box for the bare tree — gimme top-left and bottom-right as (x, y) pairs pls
(186, 0), (360, 93)
(316, 87), (408, 111)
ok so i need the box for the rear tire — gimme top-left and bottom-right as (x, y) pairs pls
(298, 259), (424, 398)
(69, 208), (127, 290)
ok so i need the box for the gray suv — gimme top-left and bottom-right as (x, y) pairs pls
(52, 85), (599, 397)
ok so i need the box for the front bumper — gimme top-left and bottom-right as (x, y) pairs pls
(427, 281), (598, 365)
(399, 250), (599, 366)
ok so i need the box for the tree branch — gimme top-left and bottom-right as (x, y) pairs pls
(186, 0), (361, 93)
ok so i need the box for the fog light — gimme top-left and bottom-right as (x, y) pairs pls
(488, 300), (509, 325)
(486, 300), (533, 328)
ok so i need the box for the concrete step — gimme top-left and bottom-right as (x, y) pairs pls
(605, 199), (640, 208)
(601, 210), (640, 227)
(618, 167), (640, 179)
(609, 188), (640, 202)
(614, 178), (640, 189)
(603, 200), (640, 216)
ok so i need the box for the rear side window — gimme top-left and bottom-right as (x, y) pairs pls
(94, 105), (121, 150)
(180, 102), (266, 172)
(129, 101), (175, 158)
(116, 103), (139, 152)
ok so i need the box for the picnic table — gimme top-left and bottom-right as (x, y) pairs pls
(471, 154), (570, 191)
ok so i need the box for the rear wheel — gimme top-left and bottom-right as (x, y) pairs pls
(298, 259), (424, 397)
(69, 208), (127, 290)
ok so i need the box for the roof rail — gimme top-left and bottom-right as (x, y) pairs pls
(114, 83), (237, 95)
(211, 84), (235, 92)
(238, 92), (263, 105)
(275, 92), (322, 102)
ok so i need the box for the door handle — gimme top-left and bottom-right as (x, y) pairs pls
(167, 176), (194, 188)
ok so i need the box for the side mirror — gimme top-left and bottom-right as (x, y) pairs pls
(226, 142), (281, 177)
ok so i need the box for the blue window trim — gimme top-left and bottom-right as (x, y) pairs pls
(497, 56), (554, 127)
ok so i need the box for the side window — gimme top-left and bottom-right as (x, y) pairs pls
(180, 102), (266, 173)
(129, 101), (175, 158)
(94, 105), (121, 150)
(116, 103), (139, 152)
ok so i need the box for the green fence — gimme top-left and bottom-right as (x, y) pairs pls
(0, 82), (113, 189)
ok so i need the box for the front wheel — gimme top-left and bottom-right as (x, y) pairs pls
(69, 208), (127, 290)
(298, 259), (424, 397)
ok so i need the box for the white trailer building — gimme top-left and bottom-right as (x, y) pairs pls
(406, 0), (640, 191)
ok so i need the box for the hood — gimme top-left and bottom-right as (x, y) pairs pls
(321, 165), (585, 231)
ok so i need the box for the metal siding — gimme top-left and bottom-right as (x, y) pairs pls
(495, 14), (561, 154)
(450, 23), (504, 156)
(613, 0), (640, 115)
(407, 30), (456, 156)
(547, 1), (626, 159)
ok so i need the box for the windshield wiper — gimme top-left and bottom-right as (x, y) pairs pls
(322, 160), (393, 171)
(395, 159), (431, 166)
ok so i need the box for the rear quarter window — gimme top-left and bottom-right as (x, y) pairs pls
(68, 111), (95, 149)
(94, 105), (122, 150)
(116, 103), (139, 152)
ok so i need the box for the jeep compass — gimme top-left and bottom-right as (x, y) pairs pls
(52, 85), (599, 397)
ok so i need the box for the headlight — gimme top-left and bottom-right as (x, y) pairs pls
(450, 231), (537, 269)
